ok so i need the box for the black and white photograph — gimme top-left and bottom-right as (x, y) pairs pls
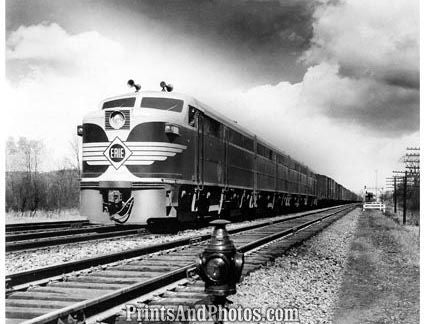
(3, 0), (420, 323)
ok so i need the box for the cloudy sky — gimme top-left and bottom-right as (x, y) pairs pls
(5, 0), (420, 193)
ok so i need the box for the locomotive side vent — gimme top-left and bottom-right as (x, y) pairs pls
(105, 110), (130, 130)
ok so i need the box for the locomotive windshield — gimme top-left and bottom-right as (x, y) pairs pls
(102, 97), (136, 109)
(140, 97), (184, 112)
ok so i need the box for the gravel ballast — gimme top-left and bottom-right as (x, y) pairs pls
(229, 207), (361, 324)
(6, 229), (216, 274)
(6, 209), (324, 274)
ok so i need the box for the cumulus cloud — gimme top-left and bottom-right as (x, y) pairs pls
(304, 0), (419, 89)
(5, 23), (128, 169)
(6, 22), (124, 81)
(298, 0), (419, 134)
(299, 62), (419, 135)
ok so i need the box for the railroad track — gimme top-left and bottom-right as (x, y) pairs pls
(5, 204), (357, 323)
(6, 225), (147, 252)
(6, 220), (90, 233)
(7, 225), (116, 241)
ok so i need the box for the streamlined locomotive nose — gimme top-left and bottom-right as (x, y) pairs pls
(80, 91), (191, 226)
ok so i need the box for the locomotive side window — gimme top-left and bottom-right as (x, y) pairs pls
(265, 147), (270, 159)
(244, 137), (254, 151)
(188, 106), (199, 127)
(229, 129), (243, 147)
(204, 115), (222, 138)
(257, 143), (273, 160)
(288, 157), (295, 169)
(257, 143), (266, 157)
(102, 97), (136, 109)
(228, 128), (253, 151)
(140, 97), (184, 112)
(277, 154), (288, 165)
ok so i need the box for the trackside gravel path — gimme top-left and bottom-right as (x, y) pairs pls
(332, 210), (419, 324)
(229, 207), (361, 324)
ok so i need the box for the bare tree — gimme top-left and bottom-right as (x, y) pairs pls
(6, 137), (44, 216)
(69, 135), (82, 176)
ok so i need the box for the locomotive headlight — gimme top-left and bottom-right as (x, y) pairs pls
(77, 125), (83, 136)
(110, 111), (126, 129)
(165, 123), (180, 136)
(205, 256), (229, 282)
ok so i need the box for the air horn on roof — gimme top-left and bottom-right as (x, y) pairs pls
(160, 81), (173, 92)
(127, 79), (141, 92)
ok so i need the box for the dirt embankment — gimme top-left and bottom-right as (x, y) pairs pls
(333, 210), (419, 323)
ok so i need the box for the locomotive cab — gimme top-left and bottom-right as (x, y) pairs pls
(79, 86), (202, 227)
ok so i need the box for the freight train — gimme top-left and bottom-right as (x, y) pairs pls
(78, 81), (358, 228)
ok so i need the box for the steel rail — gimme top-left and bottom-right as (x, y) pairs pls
(6, 205), (356, 324)
(6, 227), (147, 253)
(6, 220), (90, 233)
(6, 225), (143, 242)
(6, 205), (346, 290)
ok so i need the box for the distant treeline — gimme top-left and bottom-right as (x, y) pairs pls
(6, 136), (81, 215)
(6, 169), (80, 214)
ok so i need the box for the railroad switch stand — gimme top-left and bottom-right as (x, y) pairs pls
(197, 220), (244, 300)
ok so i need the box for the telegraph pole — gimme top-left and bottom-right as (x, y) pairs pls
(393, 171), (409, 225)
(393, 176), (397, 213)
(386, 176), (403, 213)
(387, 147), (419, 225)
(403, 147), (420, 225)
(403, 170), (407, 225)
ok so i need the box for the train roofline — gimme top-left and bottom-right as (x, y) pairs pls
(101, 90), (195, 104)
(101, 90), (316, 176)
(101, 90), (255, 136)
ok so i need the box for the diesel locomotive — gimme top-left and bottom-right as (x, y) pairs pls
(78, 81), (358, 227)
